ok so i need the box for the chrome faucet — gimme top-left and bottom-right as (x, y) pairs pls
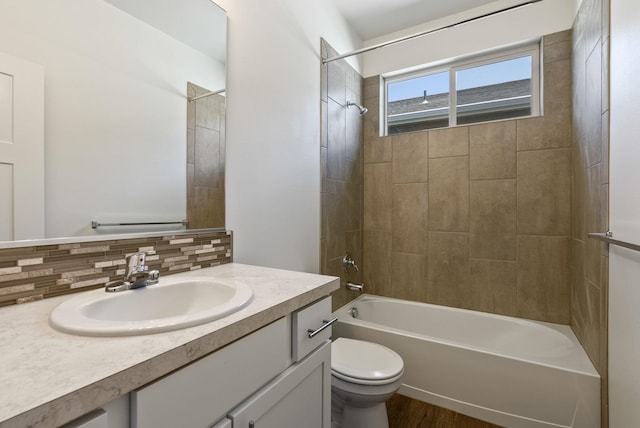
(105, 251), (160, 292)
(342, 253), (359, 273)
(124, 251), (155, 284)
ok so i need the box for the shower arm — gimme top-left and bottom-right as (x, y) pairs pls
(346, 101), (368, 116)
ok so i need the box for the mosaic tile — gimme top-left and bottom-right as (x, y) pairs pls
(0, 230), (232, 307)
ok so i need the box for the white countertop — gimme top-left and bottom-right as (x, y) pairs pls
(0, 263), (339, 428)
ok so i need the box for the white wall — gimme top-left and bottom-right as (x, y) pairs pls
(215, 0), (361, 273)
(0, 0), (224, 238)
(609, 0), (640, 425)
(362, 0), (575, 77)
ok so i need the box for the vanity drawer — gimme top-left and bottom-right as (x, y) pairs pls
(292, 296), (333, 361)
(131, 318), (288, 428)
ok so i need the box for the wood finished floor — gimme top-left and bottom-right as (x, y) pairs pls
(387, 394), (502, 428)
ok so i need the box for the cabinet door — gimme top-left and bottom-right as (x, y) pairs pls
(229, 341), (331, 428)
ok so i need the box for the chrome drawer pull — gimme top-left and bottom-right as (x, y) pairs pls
(307, 317), (338, 338)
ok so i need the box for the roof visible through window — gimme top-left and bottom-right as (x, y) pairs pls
(384, 44), (540, 135)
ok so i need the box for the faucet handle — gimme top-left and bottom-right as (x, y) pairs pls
(126, 250), (155, 270)
(126, 252), (145, 268)
(342, 253), (359, 273)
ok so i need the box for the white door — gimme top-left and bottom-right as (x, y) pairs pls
(0, 51), (45, 241)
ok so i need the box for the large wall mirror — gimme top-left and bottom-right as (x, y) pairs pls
(0, 0), (226, 244)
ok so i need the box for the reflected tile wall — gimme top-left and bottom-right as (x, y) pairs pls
(187, 83), (225, 229)
(362, 30), (573, 324)
(321, 39), (364, 311)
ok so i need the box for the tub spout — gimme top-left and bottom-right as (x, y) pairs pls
(346, 282), (364, 292)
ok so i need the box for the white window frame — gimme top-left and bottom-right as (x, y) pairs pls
(382, 42), (541, 136)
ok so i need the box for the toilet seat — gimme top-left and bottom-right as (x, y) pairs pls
(331, 338), (404, 386)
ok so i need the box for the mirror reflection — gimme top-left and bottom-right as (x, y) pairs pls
(0, 0), (226, 242)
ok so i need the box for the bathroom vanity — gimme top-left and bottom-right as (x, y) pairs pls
(0, 264), (339, 428)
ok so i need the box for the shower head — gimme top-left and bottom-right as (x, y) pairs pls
(346, 101), (368, 116)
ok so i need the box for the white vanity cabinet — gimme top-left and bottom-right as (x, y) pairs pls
(129, 297), (332, 428)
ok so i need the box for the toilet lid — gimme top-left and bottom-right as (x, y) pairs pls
(331, 338), (404, 382)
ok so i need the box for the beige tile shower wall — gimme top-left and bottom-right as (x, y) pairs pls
(320, 40), (364, 311)
(572, 0), (609, 425)
(362, 30), (572, 324)
(0, 230), (232, 307)
(187, 83), (226, 229)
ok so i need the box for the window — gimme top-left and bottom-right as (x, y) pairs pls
(384, 44), (540, 135)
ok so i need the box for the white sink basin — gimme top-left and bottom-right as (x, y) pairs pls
(49, 278), (253, 336)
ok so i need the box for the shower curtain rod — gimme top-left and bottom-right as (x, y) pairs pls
(188, 88), (225, 102)
(322, 0), (543, 64)
(589, 231), (640, 253)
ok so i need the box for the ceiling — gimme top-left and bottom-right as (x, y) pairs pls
(105, 0), (226, 63)
(331, 0), (508, 40)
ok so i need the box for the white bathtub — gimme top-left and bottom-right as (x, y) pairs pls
(332, 295), (600, 428)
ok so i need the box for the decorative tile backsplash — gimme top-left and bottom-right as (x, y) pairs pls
(0, 230), (232, 307)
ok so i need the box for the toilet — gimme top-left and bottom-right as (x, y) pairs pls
(331, 338), (404, 428)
